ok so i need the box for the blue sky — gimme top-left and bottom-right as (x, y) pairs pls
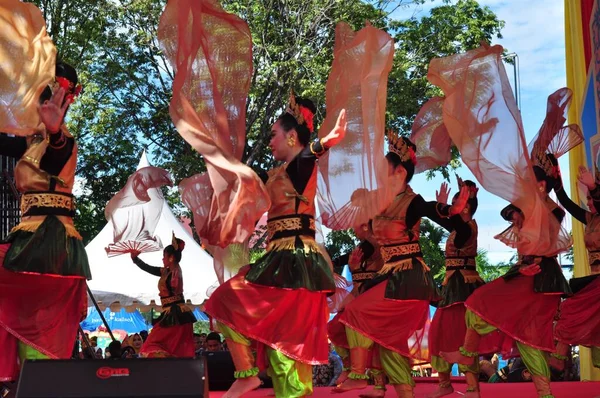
(392, 0), (571, 264)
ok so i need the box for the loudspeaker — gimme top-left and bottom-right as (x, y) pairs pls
(16, 358), (208, 397)
(202, 351), (235, 391)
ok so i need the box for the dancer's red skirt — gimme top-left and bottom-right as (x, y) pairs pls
(140, 323), (194, 358)
(465, 274), (560, 351)
(204, 268), (330, 365)
(338, 281), (430, 363)
(429, 303), (512, 357)
(0, 244), (87, 381)
(328, 312), (348, 349)
(555, 276), (600, 347)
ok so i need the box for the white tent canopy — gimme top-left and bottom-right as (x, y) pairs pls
(86, 152), (217, 310)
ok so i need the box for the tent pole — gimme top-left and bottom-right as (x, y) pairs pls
(86, 283), (116, 341)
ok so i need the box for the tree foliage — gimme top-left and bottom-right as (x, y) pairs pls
(30, 0), (504, 243)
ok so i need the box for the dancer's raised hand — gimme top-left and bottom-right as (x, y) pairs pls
(38, 87), (72, 134)
(449, 185), (469, 216)
(578, 165), (596, 190)
(321, 109), (347, 148)
(436, 182), (451, 204)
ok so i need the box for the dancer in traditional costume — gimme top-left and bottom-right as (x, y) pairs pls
(204, 95), (347, 398)
(439, 93), (579, 397)
(549, 165), (600, 370)
(427, 43), (578, 397)
(130, 236), (196, 358)
(0, 62), (90, 382)
(328, 237), (388, 397)
(426, 178), (498, 397)
(333, 133), (469, 398)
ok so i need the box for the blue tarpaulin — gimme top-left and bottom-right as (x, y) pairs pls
(193, 308), (209, 322)
(81, 306), (150, 333)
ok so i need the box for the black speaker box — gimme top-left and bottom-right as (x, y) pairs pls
(15, 358), (208, 397)
(202, 351), (235, 391)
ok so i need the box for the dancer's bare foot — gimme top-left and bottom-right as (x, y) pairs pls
(464, 391), (480, 398)
(358, 387), (386, 397)
(336, 370), (349, 385)
(424, 384), (453, 398)
(331, 378), (368, 393)
(439, 350), (474, 366)
(223, 376), (261, 398)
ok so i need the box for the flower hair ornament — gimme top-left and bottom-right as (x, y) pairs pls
(386, 130), (417, 165)
(286, 90), (315, 133)
(53, 76), (82, 103)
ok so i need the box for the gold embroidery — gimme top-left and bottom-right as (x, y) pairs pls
(589, 251), (600, 265)
(284, 191), (309, 204)
(161, 294), (184, 307)
(21, 192), (75, 215)
(445, 258), (476, 268)
(267, 216), (315, 241)
(351, 272), (377, 281)
(380, 243), (421, 263)
(377, 243), (428, 274)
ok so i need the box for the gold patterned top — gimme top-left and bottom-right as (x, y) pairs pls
(446, 220), (478, 258)
(585, 212), (600, 274)
(12, 126), (79, 238)
(266, 164), (317, 219)
(372, 187), (419, 245)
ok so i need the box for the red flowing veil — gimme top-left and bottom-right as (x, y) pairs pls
(317, 22), (394, 231)
(157, 1), (270, 286)
(428, 44), (574, 256)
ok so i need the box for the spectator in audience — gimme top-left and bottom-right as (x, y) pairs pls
(194, 333), (204, 357)
(205, 332), (222, 352)
(107, 341), (122, 359)
(131, 333), (143, 355)
(139, 330), (149, 342)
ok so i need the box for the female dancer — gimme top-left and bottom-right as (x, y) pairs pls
(440, 151), (573, 398)
(130, 236), (196, 358)
(549, 165), (600, 370)
(329, 238), (388, 397)
(334, 133), (469, 398)
(204, 94), (347, 398)
(426, 178), (495, 397)
(0, 62), (90, 382)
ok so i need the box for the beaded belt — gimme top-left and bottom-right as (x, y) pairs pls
(21, 191), (75, 217)
(160, 294), (184, 307)
(380, 242), (421, 263)
(267, 214), (315, 241)
(445, 256), (476, 270)
(351, 271), (378, 282)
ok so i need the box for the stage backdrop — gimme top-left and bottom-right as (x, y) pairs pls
(565, 0), (600, 382)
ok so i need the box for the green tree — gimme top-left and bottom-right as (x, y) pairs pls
(420, 219), (448, 284)
(30, 0), (504, 243)
(476, 250), (513, 282)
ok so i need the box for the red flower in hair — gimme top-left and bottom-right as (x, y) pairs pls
(299, 106), (314, 133)
(55, 76), (72, 91)
(409, 147), (417, 166)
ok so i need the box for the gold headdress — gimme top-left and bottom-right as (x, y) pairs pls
(533, 151), (559, 179)
(386, 130), (416, 164)
(285, 90), (314, 133)
(286, 90), (305, 125)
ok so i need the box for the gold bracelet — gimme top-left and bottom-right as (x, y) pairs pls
(310, 139), (327, 156)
